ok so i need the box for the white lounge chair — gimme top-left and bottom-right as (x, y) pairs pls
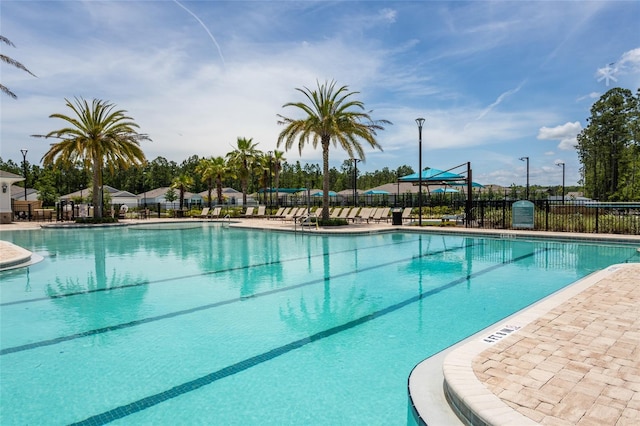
(194, 207), (210, 218)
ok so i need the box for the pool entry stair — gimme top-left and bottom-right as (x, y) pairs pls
(0, 241), (36, 271)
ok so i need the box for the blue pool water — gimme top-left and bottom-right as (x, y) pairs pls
(0, 224), (637, 425)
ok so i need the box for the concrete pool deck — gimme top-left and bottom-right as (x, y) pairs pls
(2, 217), (639, 425)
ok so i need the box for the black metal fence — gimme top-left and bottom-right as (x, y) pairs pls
(468, 200), (640, 235)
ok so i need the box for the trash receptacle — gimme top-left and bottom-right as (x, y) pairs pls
(391, 208), (402, 225)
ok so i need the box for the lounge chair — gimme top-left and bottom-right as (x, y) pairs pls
(194, 207), (210, 218)
(255, 205), (266, 217)
(282, 207), (300, 221)
(356, 207), (372, 223)
(375, 207), (391, 222)
(347, 207), (360, 222)
(371, 207), (388, 223)
(269, 207), (286, 220)
(338, 208), (351, 220)
(401, 207), (414, 223)
(242, 207), (255, 217)
(209, 207), (221, 218)
(330, 208), (342, 219)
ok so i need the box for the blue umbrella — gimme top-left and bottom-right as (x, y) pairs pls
(398, 167), (464, 182)
(432, 188), (458, 193)
(363, 190), (389, 195)
(311, 190), (337, 197)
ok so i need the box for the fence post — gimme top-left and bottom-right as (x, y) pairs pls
(595, 207), (599, 233)
(545, 200), (549, 231)
(502, 199), (506, 229)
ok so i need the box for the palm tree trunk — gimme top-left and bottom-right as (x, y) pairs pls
(322, 139), (330, 221)
(92, 163), (102, 219)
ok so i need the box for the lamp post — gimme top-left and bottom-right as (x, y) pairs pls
(142, 170), (147, 209)
(268, 151), (273, 208)
(519, 156), (529, 200)
(20, 149), (28, 201)
(416, 118), (425, 226)
(557, 161), (565, 204)
(352, 158), (360, 206)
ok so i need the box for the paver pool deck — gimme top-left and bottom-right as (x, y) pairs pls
(2, 218), (639, 425)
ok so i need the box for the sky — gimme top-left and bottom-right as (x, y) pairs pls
(1, 1), (639, 188)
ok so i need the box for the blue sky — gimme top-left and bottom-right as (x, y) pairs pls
(1, 1), (639, 188)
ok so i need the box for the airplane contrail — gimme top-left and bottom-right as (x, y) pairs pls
(173, 0), (226, 67)
(464, 80), (526, 129)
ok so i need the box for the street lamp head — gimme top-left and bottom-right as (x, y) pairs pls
(415, 117), (425, 129)
(519, 156), (528, 162)
(556, 161), (565, 167)
(20, 149), (28, 158)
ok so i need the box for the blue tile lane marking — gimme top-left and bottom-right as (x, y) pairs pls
(69, 249), (545, 426)
(0, 242), (480, 356)
(1, 236), (426, 307)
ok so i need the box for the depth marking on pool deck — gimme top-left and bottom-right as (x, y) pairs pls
(1, 235), (428, 307)
(69, 248), (546, 426)
(0, 241), (480, 356)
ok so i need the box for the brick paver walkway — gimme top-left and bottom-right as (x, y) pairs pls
(472, 264), (640, 425)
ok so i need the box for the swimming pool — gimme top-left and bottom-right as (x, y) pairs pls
(0, 224), (637, 425)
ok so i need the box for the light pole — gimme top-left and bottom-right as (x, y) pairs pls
(20, 149), (28, 202)
(557, 162), (565, 204)
(268, 151), (273, 207)
(519, 156), (529, 200)
(142, 170), (147, 209)
(352, 158), (360, 206)
(416, 118), (425, 226)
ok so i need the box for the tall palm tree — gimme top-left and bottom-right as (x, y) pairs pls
(273, 150), (286, 208)
(1, 36), (36, 99)
(226, 137), (259, 206)
(171, 174), (194, 211)
(36, 97), (149, 218)
(277, 80), (391, 220)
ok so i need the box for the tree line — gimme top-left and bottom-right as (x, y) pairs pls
(577, 87), (640, 201)
(0, 153), (414, 207)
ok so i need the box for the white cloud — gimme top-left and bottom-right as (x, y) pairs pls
(537, 122), (582, 150)
(619, 47), (640, 72)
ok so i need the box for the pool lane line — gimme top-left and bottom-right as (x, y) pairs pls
(1, 235), (439, 307)
(69, 247), (547, 426)
(0, 241), (479, 356)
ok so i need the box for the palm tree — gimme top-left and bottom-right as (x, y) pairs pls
(197, 156), (232, 206)
(1, 36), (36, 99)
(171, 174), (194, 211)
(254, 153), (271, 205)
(277, 80), (390, 220)
(196, 157), (216, 208)
(36, 97), (149, 219)
(273, 150), (286, 208)
(226, 137), (260, 206)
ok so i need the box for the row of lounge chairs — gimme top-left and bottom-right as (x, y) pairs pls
(266, 206), (415, 223)
(195, 206), (417, 223)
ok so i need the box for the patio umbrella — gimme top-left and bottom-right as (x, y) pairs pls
(363, 190), (389, 195)
(311, 190), (337, 197)
(398, 167), (464, 183)
(432, 188), (458, 193)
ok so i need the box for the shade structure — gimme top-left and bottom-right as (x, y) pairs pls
(398, 167), (464, 183)
(450, 181), (485, 188)
(363, 189), (389, 195)
(432, 188), (458, 193)
(311, 190), (337, 197)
